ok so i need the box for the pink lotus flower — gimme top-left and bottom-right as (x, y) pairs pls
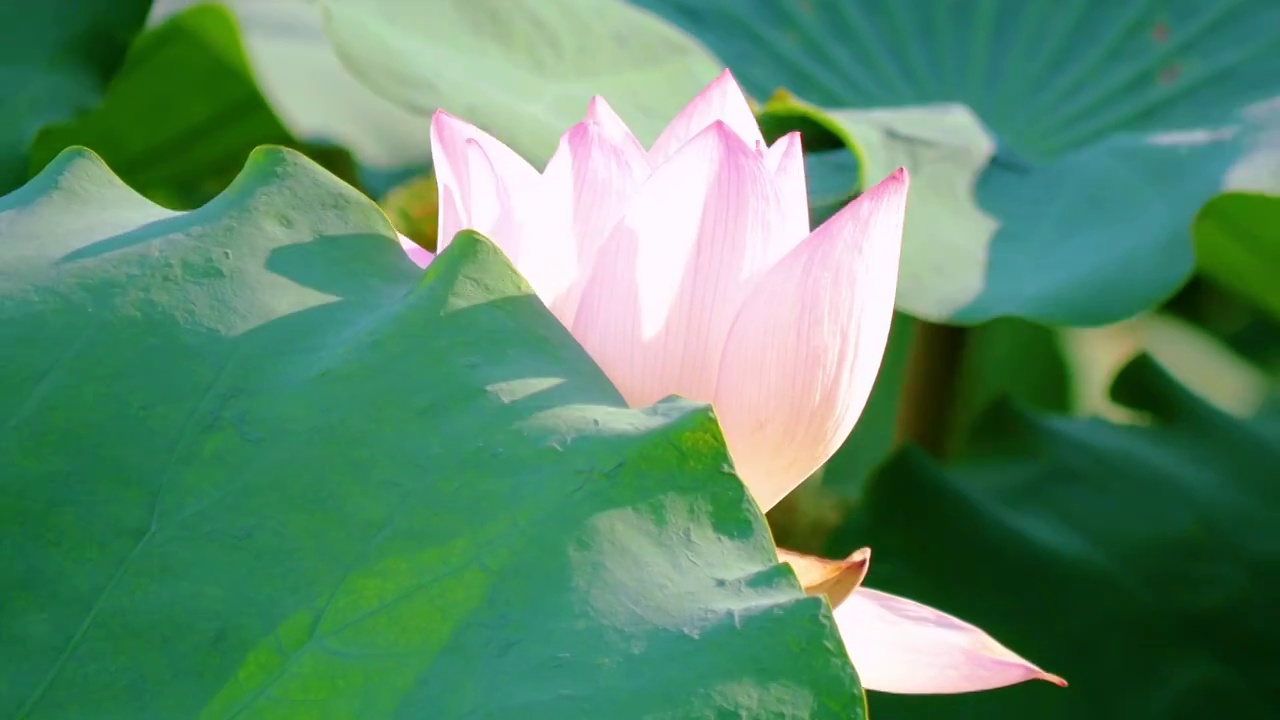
(400, 70), (1063, 696)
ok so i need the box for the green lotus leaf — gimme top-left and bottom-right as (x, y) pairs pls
(1193, 191), (1280, 320)
(831, 355), (1280, 719)
(319, 0), (723, 165)
(636, 0), (1280, 324)
(0, 0), (151, 192)
(0, 147), (863, 719)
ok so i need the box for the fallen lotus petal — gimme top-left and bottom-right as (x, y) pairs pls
(784, 548), (1063, 694)
(401, 69), (1063, 697)
(834, 587), (1068, 694)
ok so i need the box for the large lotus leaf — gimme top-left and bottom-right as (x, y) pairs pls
(635, 0), (1280, 325)
(29, 4), (356, 209)
(0, 0), (152, 192)
(829, 355), (1280, 719)
(147, 0), (430, 176)
(319, 0), (723, 165)
(0, 147), (864, 718)
(1193, 191), (1280, 320)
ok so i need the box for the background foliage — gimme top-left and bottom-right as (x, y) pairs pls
(2, 1), (1278, 718)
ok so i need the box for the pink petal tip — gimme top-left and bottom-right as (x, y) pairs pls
(833, 588), (1063, 695)
(710, 162), (907, 511)
(648, 69), (762, 164)
(584, 96), (615, 122)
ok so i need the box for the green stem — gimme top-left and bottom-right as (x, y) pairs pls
(894, 320), (968, 457)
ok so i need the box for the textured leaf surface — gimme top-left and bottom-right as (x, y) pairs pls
(0, 0), (152, 192)
(636, 0), (1280, 324)
(321, 0), (723, 164)
(830, 356), (1280, 719)
(0, 147), (863, 718)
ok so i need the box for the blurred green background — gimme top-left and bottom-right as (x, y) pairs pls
(3, 0), (1278, 717)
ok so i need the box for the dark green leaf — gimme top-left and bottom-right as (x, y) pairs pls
(829, 355), (1280, 719)
(29, 4), (357, 209)
(148, 0), (431, 177)
(949, 318), (1070, 450)
(0, 0), (152, 192)
(1193, 191), (1280, 320)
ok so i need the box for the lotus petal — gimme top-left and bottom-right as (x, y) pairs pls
(572, 121), (781, 408)
(762, 130), (809, 255)
(647, 69), (763, 166)
(835, 587), (1066, 694)
(712, 170), (907, 510)
(542, 97), (652, 324)
(429, 110), (540, 258)
(397, 233), (433, 268)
